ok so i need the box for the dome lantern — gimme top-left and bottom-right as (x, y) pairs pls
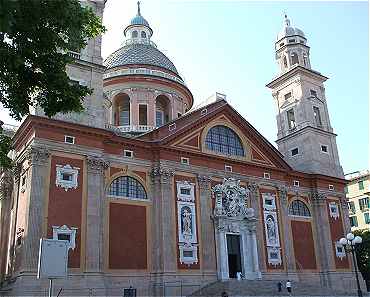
(124, 1), (153, 39)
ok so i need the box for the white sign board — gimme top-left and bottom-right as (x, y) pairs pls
(37, 239), (68, 279)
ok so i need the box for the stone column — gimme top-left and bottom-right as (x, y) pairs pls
(197, 175), (215, 272)
(248, 183), (266, 271)
(22, 147), (50, 271)
(213, 217), (228, 280)
(278, 186), (296, 274)
(311, 192), (335, 288)
(150, 166), (176, 274)
(85, 157), (109, 272)
(244, 221), (261, 280)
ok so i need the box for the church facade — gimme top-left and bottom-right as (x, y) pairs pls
(0, 1), (357, 296)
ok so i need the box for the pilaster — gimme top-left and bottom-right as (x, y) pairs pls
(278, 186), (295, 273)
(22, 147), (50, 271)
(85, 156), (109, 272)
(311, 192), (335, 288)
(150, 166), (176, 273)
(196, 174), (215, 272)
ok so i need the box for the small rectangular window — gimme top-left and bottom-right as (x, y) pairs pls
(181, 157), (190, 165)
(284, 92), (292, 100)
(291, 148), (299, 156)
(300, 40), (305, 44)
(321, 145), (328, 153)
(64, 135), (75, 144)
(350, 216), (358, 227)
(293, 180), (300, 187)
(58, 234), (71, 242)
(359, 197), (369, 211)
(359, 181), (364, 190)
(310, 89), (317, 97)
(364, 213), (370, 224)
(348, 201), (356, 213)
(21, 175), (26, 187)
(201, 108), (208, 115)
(139, 105), (148, 125)
(123, 150), (133, 158)
(328, 184), (334, 191)
(313, 106), (322, 127)
(263, 172), (270, 179)
(279, 42), (284, 47)
(177, 113), (182, 118)
(225, 165), (233, 172)
(287, 109), (296, 129)
(288, 39), (296, 43)
(156, 110), (164, 127)
(62, 173), (73, 181)
(180, 188), (191, 196)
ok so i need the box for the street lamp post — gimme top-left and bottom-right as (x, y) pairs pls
(339, 233), (363, 297)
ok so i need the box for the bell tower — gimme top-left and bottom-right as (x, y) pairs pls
(266, 15), (343, 178)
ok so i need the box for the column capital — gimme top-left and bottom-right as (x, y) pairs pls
(150, 166), (174, 184)
(197, 174), (211, 189)
(26, 146), (50, 166)
(311, 191), (327, 205)
(12, 163), (22, 182)
(86, 156), (109, 173)
(277, 185), (288, 204)
(247, 182), (258, 194)
(0, 172), (13, 200)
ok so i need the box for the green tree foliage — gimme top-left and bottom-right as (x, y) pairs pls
(354, 229), (370, 291)
(0, 0), (105, 169)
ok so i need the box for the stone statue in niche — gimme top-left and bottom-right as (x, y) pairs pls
(212, 178), (251, 218)
(266, 215), (277, 245)
(181, 206), (193, 241)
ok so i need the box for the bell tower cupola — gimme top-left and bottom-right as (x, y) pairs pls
(275, 15), (311, 74)
(266, 15), (343, 178)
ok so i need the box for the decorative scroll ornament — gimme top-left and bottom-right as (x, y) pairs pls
(86, 157), (109, 173)
(212, 178), (253, 218)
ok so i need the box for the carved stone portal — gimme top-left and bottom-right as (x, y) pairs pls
(212, 178), (261, 280)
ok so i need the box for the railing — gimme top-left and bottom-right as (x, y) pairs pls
(103, 67), (185, 86)
(68, 51), (81, 60)
(122, 38), (157, 48)
(105, 124), (155, 134)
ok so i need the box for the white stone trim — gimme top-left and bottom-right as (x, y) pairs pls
(179, 243), (198, 265)
(264, 211), (280, 247)
(56, 164), (79, 191)
(176, 181), (195, 202)
(329, 202), (339, 220)
(52, 225), (77, 250)
(335, 241), (346, 260)
(262, 192), (276, 211)
(267, 247), (282, 266)
(177, 201), (197, 244)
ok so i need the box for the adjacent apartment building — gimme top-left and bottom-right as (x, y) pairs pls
(346, 170), (370, 231)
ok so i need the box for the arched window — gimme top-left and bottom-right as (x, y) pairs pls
(289, 200), (311, 217)
(141, 31), (147, 38)
(108, 176), (147, 199)
(283, 56), (288, 68)
(155, 95), (170, 127)
(132, 30), (138, 38)
(113, 94), (130, 126)
(205, 125), (244, 156)
(291, 52), (299, 65)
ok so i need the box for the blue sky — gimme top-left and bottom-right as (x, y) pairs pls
(102, 0), (369, 174)
(1, 1), (368, 174)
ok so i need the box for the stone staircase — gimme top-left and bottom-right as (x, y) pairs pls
(189, 279), (362, 297)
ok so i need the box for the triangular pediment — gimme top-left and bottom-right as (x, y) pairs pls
(151, 100), (291, 170)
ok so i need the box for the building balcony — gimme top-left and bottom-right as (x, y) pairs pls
(68, 51), (81, 60)
(105, 124), (155, 134)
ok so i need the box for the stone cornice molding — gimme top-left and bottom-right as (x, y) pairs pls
(26, 146), (50, 166)
(86, 156), (109, 173)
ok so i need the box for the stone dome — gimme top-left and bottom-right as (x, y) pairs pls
(277, 15), (305, 41)
(103, 43), (180, 76)
(130, 14), (150, 27)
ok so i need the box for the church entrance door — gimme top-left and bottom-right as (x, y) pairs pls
(226, 234), (242, 278)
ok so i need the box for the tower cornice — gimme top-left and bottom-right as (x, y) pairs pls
(266, 65), (328, 89)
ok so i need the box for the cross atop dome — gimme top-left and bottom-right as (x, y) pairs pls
(284, 14), (291, 27)
(124, 2), (153, 37)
